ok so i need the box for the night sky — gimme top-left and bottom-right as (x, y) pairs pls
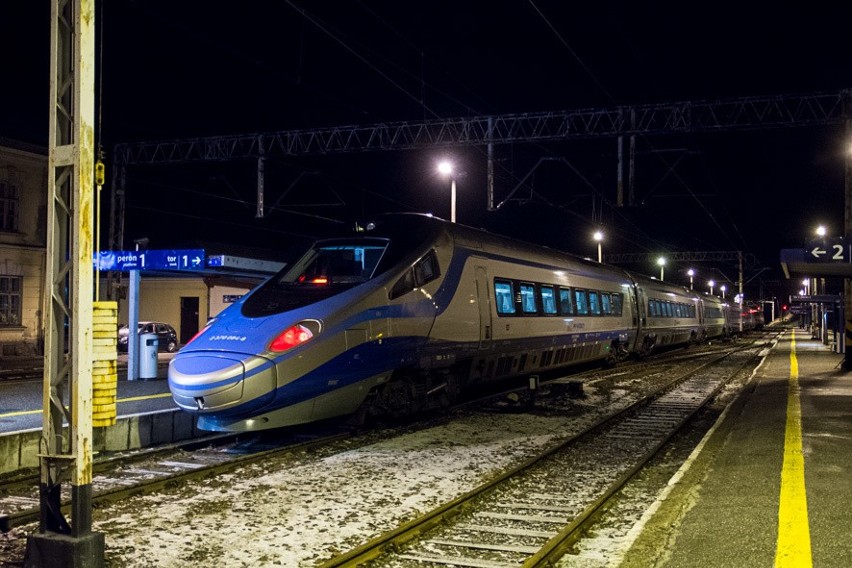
(3, 1), (852, 298)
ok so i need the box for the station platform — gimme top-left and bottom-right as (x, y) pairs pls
(623, 328), (852, 567)
(0, 352), (206, 476)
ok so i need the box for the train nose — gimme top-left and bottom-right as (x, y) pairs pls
(168, 353), (276, 413)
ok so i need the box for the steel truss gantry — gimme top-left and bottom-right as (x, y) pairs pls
(108, 89), (851, 256)
(113, 90), (849, 165)
(604, 251), (743, 264)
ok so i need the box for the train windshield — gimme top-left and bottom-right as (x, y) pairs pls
(281, 240), (389, 286)
(241, 238), (390, 317)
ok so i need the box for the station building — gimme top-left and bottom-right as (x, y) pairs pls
(0, 138), (48, 356)
(0, 138), (284, 357)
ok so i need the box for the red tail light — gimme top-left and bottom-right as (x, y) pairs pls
(269, 323), (315, 352)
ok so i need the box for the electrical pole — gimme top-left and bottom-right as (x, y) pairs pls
(27, 0), (104, 566)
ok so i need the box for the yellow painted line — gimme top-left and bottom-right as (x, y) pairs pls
(0, 392), (173, 419)
(775, 329), (813, 567)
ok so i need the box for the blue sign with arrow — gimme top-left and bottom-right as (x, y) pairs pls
(95, 249), (206, 271)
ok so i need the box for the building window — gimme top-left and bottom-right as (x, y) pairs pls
(0, 276), (22, 326)
(0, 180), (19, 232)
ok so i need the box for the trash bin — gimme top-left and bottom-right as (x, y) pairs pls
(139, 332), (159, 379)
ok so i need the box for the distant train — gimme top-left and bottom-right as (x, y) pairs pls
(168, 214), (761, 432)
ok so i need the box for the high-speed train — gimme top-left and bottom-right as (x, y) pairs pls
(168, 214), (757, 432)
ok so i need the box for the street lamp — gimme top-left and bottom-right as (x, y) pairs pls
(657, 257), (666, 281)
(437, 160), (456, 223)
(708, 280), (715, 295)
(720, 284), (727, 299)
(687, 268), (695, 290)
(816, 225), (827, 237)
(593, 230), (604, 263)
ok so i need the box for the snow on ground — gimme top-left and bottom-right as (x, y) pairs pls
(99, 394), (614, 567)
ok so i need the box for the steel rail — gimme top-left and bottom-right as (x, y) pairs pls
(317, 341), (766, 567)
(0, 430), (351, 533)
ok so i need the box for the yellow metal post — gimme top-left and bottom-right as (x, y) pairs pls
(27, 0), (104, 565)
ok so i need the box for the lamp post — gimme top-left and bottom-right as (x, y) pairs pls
(720, 284), (727, 299)
(437, 160), (456, 223)
(709, 280), (715, 295)
(657, 257), (666, 281)
(687, 268), (695, 290)
(816, 225), (827, 237)
(593, 230), (604, 263)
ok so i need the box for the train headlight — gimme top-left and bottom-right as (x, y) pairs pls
(269, 320), (321, 352)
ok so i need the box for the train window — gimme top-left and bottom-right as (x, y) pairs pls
(413, 250), (440, 286)
(648, 300), (658, 317)
(520, 283), (537, 314)
(600, 293), (611, 315)
(588, 291), (601, 315)
(541, 286), (557, 314)
(389, 250), (440, 300)
(389, 270), (415, 300)
(665, 302), (673, 317)
(574, 289), (589, 315)
(495, 280), (516, 315)
(559, 288), (574, 315)
(286, 241), (389, 286)
(611, 293), (623, 316)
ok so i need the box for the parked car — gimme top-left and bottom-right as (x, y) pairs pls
(118, 321), (179, 353)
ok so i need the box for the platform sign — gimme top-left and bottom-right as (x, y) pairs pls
(806, 238), (850, 263)
(95, 249), (205, 271)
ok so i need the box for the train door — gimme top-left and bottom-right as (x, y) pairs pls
(475, 266), (492, 349)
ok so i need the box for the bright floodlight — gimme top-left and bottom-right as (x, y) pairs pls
(687, 269), (695, 277)
(816, 225), (827, 237)
(656, 257), (666, 267)
(437, 161), (453, 175)
(593, 231), (604, 242)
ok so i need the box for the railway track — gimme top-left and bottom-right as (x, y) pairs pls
(0, 333), (773, 536)
(318, 341), (767, 567)
(0, 426), (350, 533)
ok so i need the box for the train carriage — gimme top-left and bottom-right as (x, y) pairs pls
(168, 214), (737, 432)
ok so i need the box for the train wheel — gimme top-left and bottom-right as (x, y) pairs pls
(374, 378), (417, 418)
(637, 336), (656, 359)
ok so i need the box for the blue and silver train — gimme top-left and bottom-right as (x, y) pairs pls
(168, 214), (759, 432)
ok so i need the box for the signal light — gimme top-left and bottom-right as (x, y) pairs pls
(270, 323), (314, 352)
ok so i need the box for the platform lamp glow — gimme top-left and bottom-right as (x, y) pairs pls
(593, 230), (604, 263)
(814, 225), (826, 295)
(687, 268), (695, 290)
(709, 280), (715, 295)
(437, 160), (457, 223)
(657, 256), (666, 281)
(720, 284), (727, 299)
